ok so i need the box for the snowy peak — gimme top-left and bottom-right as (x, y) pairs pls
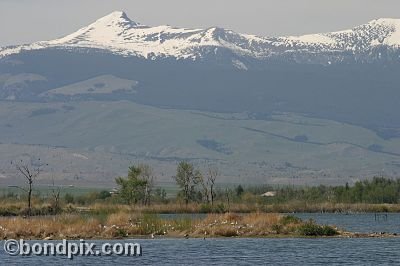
(48, 11), (144, 46)
(92, 11), (141, 28)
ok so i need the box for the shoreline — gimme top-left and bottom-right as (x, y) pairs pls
(3, 233), (399, 241)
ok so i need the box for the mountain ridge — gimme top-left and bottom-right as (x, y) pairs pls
(1, 11), (400, 63)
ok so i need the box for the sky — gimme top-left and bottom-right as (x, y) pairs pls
(1, 0), (400, 47)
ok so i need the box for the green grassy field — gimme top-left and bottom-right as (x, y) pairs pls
(0, 100), (399, 185)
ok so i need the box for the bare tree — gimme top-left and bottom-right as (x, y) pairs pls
(50, 177), (61, 214)
(12, 158), (46, 216)
(207, 165), (219, 206)
(199, 173), (209, 204)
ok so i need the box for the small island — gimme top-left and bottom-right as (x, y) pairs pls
(1, 211), (398, 240)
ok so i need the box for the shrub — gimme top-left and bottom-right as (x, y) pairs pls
(297, 221), (337, 236)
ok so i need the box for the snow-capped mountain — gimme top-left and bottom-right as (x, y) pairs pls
(2, 11), (400, 183)
(1, 10), (400, 158)
(0, 11), (269, 60)
(1, 11), (400, 63)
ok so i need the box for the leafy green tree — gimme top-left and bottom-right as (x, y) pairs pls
(173, 161), (201, 205)
(115, 165), (148, 205)
(137, 164), (155, 205)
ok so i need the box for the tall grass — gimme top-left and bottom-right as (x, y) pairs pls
(0, 211), (338, 239)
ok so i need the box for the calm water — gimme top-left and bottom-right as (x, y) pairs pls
(1, 238), (400, 265)
(2, 213), (400, 265)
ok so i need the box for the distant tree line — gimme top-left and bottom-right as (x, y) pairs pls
(115, 163), (400, 207)
(244, 177), (400, 204)
(11, 156), (400, 215)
